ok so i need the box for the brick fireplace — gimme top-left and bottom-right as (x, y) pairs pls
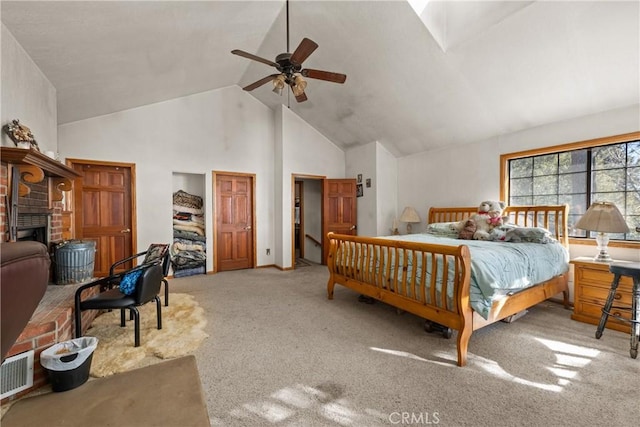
(0, 155), (68, 246)
(0, 149), (96, 403)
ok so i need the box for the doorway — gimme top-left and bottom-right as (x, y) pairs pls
(67, 159), (136, 278)
(293, 178), (323, 268)
(291, 176), (356, 268)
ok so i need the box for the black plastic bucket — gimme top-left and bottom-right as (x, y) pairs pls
(40, 337), (98, 392)
(46, 352), (94, 392)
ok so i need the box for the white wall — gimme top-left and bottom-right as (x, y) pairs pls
(375, 142), (398, 236)
(346, 141), (398, 237)
(172, 173), (205, 198)
(58, 86), (276, 269)
(1, 24), (57, 152)
(398, 104), (640, 262)
(346, 142), (377, 236)
(276, 105), (346, 268)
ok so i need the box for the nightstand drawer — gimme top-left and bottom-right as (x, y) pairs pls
(576, 267), (633, 289)
(576, 300), (633, 324)
(571, 258), (635, 333)
(578, 284), (633, 306)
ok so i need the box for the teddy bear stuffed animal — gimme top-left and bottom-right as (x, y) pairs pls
(457, 218), (477, 240)
(454, 201), (507, 240)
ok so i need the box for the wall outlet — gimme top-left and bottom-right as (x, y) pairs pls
(266, 248), (270, 255)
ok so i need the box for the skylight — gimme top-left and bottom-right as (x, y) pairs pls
(407, 0), (430, 16)
(406, 0), (534, 52)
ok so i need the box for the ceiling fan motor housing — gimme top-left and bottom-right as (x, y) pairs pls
(275, 53), (302, 76)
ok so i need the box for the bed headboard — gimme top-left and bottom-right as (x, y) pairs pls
(427, 204), (569, 247)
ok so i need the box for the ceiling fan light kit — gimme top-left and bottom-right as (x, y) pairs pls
(272, 75), (286, 94)
(231, 0), (346, 103)
(292, 75), (307, 97)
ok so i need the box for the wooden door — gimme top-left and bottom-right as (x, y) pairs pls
(215, 173), (254, 271)
(72, 161), (135, 277)
(322, 179), (357, 264)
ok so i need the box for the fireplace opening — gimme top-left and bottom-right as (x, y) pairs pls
(16, 227), (47, 243)
(16, 214), (50, 247)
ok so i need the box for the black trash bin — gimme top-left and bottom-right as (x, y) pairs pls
(40, 337), (98, 392)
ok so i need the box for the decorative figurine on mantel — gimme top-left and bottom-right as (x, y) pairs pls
(3, 119), (40, 151)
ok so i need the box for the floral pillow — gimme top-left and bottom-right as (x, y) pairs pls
(425, 222), (459, 239)
(119, 269), (144, 295)
(143, 243), (169, 265)
(504, 227), (556, 244)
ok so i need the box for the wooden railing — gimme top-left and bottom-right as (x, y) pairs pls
(305, 234), (322, 247)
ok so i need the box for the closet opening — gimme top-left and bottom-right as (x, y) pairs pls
(172, 172), (207, 277)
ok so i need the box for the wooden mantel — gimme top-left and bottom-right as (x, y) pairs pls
(1, 146), (81, 200)
(1, 147), (82, 241)
(1, 147), (81, 180)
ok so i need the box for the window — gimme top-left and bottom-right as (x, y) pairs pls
(501, 132), (640, 243)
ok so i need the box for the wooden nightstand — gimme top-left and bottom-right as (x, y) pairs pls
(571, 257), (633, 333)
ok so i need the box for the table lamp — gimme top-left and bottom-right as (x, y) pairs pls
(575, 201), (629, 262)
(400, 206), (421, 234)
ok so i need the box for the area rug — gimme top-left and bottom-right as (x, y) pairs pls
(86, 293), (208, 377)
(1, 355), (210, 426)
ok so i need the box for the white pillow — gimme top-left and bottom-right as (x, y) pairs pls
(504, 227), (556, 244)
(425, 222), (459, 238)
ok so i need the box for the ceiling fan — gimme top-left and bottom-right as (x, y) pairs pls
(231, 0), (346, 103)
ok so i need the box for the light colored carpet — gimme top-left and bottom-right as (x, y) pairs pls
(169, 265), (639, 427)
(87, 293), (207, 377)
(1, 355), (209, 426)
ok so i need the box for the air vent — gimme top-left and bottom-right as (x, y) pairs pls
(1, 350), (34, 399)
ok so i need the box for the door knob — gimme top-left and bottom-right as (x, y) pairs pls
(120, 228), (131, 233)
(244, 226), (252, 230)
(350, 225), (357, 230)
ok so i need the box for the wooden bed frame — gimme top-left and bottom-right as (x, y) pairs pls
(326, 205), (570, 367)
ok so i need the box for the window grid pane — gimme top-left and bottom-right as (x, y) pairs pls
(508, 139), (639, 241)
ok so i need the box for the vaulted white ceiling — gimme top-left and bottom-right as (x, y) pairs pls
(2, 1), (638, 157)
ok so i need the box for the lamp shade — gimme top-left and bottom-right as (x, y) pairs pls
(400, 206), (421, 223)
(575, 202), (629, 233)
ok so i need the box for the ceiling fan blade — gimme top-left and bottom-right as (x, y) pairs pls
(294, 91), (308, 103)
(301, 69), (347, 84)
(243, 74), (280, 91)
(289, 38), (318, 66)
(231, 50), (278, 68)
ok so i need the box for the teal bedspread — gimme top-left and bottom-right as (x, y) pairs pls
(378, 234), (570, 319)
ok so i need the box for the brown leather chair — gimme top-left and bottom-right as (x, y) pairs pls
(1, 241), (51, 362)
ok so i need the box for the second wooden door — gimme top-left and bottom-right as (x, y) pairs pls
(215, 173), (255, 271)
(322, 178), (357, 264)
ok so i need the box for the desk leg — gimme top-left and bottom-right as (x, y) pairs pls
(630, 278), (639, 359)
(596, 274), (622, 339)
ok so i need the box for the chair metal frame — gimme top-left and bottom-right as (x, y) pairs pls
(110, 244), (171, 306)
(74, 263), (163, 347)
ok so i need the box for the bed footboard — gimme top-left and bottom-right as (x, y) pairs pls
(326, 232), (473, 366)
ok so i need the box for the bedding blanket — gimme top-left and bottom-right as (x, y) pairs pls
(377, 234), (569, 319)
